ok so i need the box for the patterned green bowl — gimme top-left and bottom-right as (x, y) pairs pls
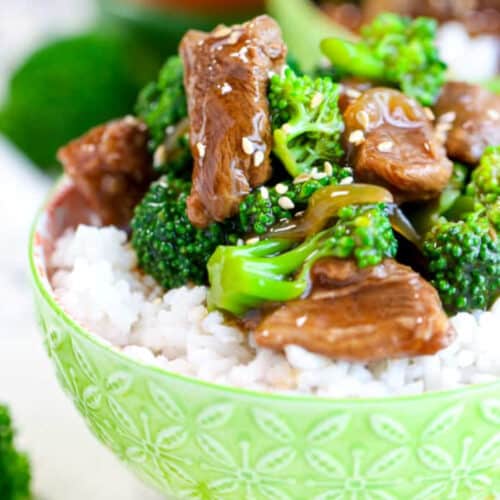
(30, 182), (500, 500)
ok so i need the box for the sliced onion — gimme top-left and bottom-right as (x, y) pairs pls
(388, 204), (422, 248)
(269, 184), (394, 240)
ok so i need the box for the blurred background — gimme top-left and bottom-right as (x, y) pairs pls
(0, 0), (499, 499)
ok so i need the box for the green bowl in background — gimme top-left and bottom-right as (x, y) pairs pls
(30, 181), (500, 499)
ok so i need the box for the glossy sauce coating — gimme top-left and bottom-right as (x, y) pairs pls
(255, 258), (454, 362)
(180, 15), (286, 227)
(344, 87), (452, 202)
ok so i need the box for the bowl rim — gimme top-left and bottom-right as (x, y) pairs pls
(29, 179), (500, 406)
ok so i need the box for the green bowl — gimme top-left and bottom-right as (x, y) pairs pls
(30, 181), (500, 499)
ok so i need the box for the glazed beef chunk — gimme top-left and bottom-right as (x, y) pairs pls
(58, 117), (154, 226)
(338, 79), (372, 113)
(343, 88), (452, 202)
(180, 15), (286, 227)
(255, 259), (453, 362)
(434, 82), (500, 165)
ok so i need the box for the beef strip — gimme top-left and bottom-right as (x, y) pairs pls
(255, 258), (453, 362)
(343, 87), (452, 202)
(180, 15), (286, 228)
(434, 81), (500, 165)
(57, 117), (154, 226)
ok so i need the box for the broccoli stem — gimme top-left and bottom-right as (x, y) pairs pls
(320, 38), (385, 80)
(208, 202), (398, 315)
(267, 0), (357, 72)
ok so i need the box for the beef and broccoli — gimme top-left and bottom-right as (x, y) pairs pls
(57, 13), (500, 363)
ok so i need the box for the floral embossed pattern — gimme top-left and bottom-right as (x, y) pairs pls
(31, 236), (500, 500)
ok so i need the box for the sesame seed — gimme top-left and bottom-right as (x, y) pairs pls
(242, 137), (255, 155)
(196, 142), (206, 158)
(260, 186), (269, 199)
(282, 123), (292, 134)
(214, 26), (231, 38)
(488, 109), (500, 120)
(424, 107), (435, 121)
(423, 141), (431, 151)
(220, 82), (232, 95)
(377, 141), (393, 153)
(312, 170), (327, 180)
(436, 122), (452, 135)
(226, 31), (240, 45)
(310, 92), (323, 109)
(153, 144), (167, 166)
(246, 236), (260, 245)
(253, 150), (264, 167)
(261, 330), (270, 337)
(324, 161), (333, 176)
(435, 131), (447, 144)
(293, 173), (311, 184)
(278, 196), (295, 210)
(340, 176), (354, 185)
(345, 88), (361, 99)
(440, 111), (456, 123)
(232, 46), (249, 63)
(348, 129), (365, 145)
(275, 183), (288, 194)
(296, 315), (307, 327)
(356, 110), (370, 129)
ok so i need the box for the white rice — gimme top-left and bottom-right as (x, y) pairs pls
(50, 225), (500, 398)
(437, 22), (500, 82)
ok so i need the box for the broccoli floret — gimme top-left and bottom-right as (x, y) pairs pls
(423, 215), (500, 313)
(131, 176), (234, 289)
(135, 55), (190, 167)
(238, 167), (352, 235)
(466, 145), (500, 231)
(332, 203), (398, 268)
(208, 203), (397, 315)
(0, 405), (30, 500)
(321, 13), (446, 105)
(411, 150), (500, 313)
(268, 68), (345, 178)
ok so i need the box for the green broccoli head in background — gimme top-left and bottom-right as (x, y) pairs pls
(0, 405), (30, 500)
(0, 31), (162, 173)
(321, 13), (447, 106)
